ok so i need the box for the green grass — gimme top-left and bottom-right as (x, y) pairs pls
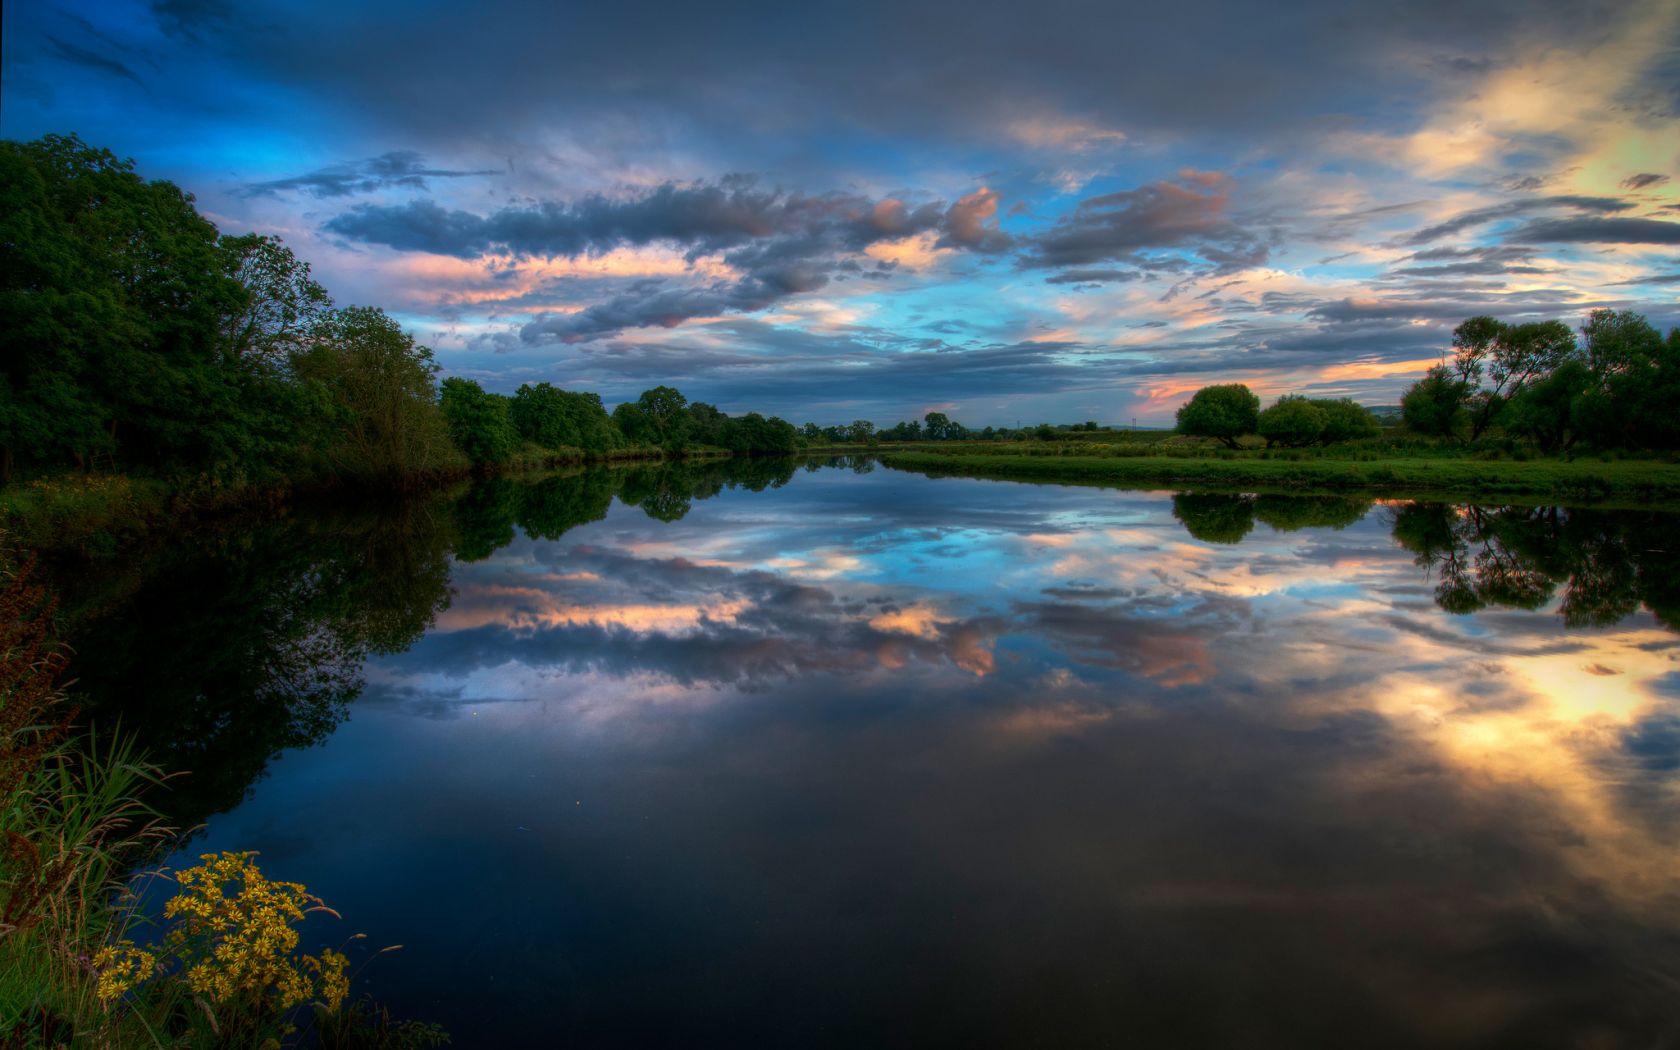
(881, 447), (1680, 505)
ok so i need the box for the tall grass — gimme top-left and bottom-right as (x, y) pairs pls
(0, 546), (448, 1048)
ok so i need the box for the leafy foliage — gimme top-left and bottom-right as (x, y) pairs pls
(1175, 384), (1259, 449)
(439, 377), (517, 466)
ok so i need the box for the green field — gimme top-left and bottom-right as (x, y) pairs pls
(880, 446), (1680, 505)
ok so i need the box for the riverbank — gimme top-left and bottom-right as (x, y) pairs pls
(881, 449), (1680, 505)
(0, 443), (742, 556)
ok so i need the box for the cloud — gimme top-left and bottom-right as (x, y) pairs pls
(1043, 269), (1142, 285)
(1400, 196), (1632, 245)
(1503, 217), (1680, 245)
(329, 179), (1019, 340)
(1619, 173), (1671, 191)
(936, 188), (1014, 253)
(243, 151), (503, 199)
(1387, 245), (1548, 278)
(42, 35), (143, 85)
(1016, 171), (1267, 274)
(1607, 273), (1680, 286)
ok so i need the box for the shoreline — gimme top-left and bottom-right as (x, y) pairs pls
(878, 450), (1680, 508)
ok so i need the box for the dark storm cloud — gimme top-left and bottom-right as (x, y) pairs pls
(1619, 173), (1672, 191)
(184, 0), (1656, 155)
(1017, 172), (1267, 274)
(1401, 196), (1633, 245)
(242, 151), (502, 199)
(1503, 216), (1680, 245)
(41, 35), (142, 85)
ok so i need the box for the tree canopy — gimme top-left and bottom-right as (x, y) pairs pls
(1175, 384), (1260, 449)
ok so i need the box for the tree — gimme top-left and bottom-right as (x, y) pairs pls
(509, 382), (573, 448)
(1573, 310), (1680, 450)
(1175, 384), (1259, 449)
(1315, 398), (1381, 445)
(1400, 365), (1469, 439)
(1256, 395), (1325, 447)
(1500, 360), (1592, 453)
(218, 234), (333, 362)
(636, 385), (693, 448)
(440, 376), (517, 465)
(850, 420), (876, 443)
(1450, 317), (1578, 441)
(923, 412), (951, 440)
(611, 401), (656, 444)
(0, 133), (307, 478)
(294, 308), (458, 482)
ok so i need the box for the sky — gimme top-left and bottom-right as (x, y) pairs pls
(3, 0), (1678, 426)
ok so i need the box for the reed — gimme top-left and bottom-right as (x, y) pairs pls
(0, 544), (448, 1048)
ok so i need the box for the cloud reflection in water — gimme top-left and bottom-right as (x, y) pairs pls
(207, 463), (1680, 1046)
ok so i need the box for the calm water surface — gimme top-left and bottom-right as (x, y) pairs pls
(61, 458), (1680, 1048)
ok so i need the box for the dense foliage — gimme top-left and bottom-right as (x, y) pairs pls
(1398, 312), (1680, 451)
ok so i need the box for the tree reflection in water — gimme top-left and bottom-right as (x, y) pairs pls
(1169, 490), (1680, 629)
(60, 502), (457, 831)
(56, 455), (835, 830)
(59, 472), (1679, 840)
(1387, 502), (1680, 628)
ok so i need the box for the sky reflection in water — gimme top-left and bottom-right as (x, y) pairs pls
(191, 462), (1680, 1047)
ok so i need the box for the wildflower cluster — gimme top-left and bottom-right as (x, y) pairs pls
(94, 852), (349, 1017)
(91, 942), (157, 1002)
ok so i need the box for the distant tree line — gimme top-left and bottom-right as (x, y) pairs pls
(1172, 310), (1680, 452)
(0, 134), (802, 485)
(800, 412), (1114, 445)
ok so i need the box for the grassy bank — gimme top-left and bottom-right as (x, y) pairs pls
(0, 442), (742, 556)
(881, 446), (1680, 505)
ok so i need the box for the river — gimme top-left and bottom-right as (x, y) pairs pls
(56, 456), (1680, 1047)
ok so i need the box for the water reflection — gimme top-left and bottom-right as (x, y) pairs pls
(54, 459), (1680, 1046)
(59, 504), (456, 828)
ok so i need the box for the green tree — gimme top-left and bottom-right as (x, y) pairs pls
(688, 401), (733, 446)
(1400, 365), (1469, 439)
(1572, 311), (1680, 450)
(611, 401), (657, 444)
(1449, 316), (1578, 441)
(1175, 384), (1259, 449)
(1500, 360), (1592, 453)
(440, 376), (517, 465)
(1256, 395), (1325, 447)
(923, 412), (951, 440)
(636, 386), (694, 449)
(218, 234), (333, 362)
(0, 133), (309, 479)
(294, 308), (459, 483)
(1314, 398), (1381, 444)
